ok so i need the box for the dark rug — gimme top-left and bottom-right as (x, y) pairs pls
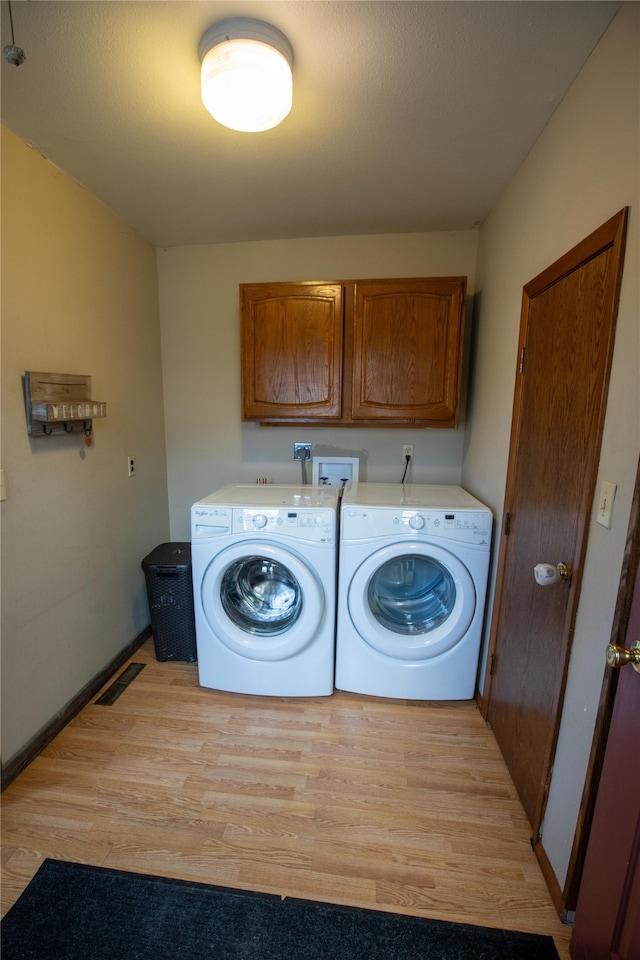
(1, 859), (560, 959)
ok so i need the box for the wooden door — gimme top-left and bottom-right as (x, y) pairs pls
(240, 282), (343, 421)
(485, 210), (628, 835)
(570, 563), (640, 958)
(350, 278), (466, 425)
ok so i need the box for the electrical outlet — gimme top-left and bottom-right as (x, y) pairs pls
(293, 442), (312, 461)
(402, 444), (413, 460)
(127, 456), (136, 478)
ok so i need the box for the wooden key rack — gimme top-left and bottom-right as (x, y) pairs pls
(23, 371), (106, 440)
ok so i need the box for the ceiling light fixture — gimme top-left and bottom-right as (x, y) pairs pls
(198, 18), (293, 133)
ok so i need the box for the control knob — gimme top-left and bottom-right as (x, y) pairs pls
(252, 513), (268, 529)
(409, 514), (425, 530)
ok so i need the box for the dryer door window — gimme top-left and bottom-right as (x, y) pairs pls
(348, 541), (476, 661)
(221, 556), (302, 636)
(368, 555), (455, 635)
(200, 541), (324, 661)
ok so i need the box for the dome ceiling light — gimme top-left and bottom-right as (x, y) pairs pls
(199, 18), (293, 133)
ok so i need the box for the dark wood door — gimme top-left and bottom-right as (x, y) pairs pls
(485, 210), (628, 834)
(570, 564), (640, 959)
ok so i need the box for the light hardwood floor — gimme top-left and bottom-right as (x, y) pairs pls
(1, 639), (572, 958)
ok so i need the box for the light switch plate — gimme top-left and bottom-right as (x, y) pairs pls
(596, 480), (617, 529)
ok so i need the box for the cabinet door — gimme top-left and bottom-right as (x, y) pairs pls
(351, 278), (466, 424)
(241, 283), (343, 421)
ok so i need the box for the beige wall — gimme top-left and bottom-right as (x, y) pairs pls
(1, 128), (170, 763)
(157, 231), (479, 540)
(463, 2), (639, 887)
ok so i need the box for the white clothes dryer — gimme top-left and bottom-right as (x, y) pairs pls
(336, 483), (492, 700)
(191, 484), (338, 697)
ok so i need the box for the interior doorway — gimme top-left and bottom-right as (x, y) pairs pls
(482, 210), (629, 846)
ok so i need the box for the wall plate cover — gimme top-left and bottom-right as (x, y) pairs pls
(596, 480), (617, 529)
(312, 456), (359, 487)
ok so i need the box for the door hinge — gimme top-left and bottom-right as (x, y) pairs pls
(489, 653), (497, 676)
(519, 346), (526, 373)
(504, 511), (512, 536)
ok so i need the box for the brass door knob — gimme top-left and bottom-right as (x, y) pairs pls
(606, 641), (640, 673)
(534, 561), (570, 585)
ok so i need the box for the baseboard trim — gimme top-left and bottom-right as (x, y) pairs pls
(475, 688), (488, 718)
(534, 837), (567, 920)
(1, 625), (151, 791)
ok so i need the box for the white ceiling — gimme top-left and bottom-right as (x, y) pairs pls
(1, 1), (621, 247)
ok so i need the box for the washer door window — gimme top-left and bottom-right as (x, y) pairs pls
(222, 556), (301, 635)
(201, 542), (324, 661)
(348, 542), (475, 661)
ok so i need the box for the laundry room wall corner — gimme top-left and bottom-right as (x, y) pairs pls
(1, 127), (170, 766)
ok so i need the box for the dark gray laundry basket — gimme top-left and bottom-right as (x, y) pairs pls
(141, 542), (197, 662)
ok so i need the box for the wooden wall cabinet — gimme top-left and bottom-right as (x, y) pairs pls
(240, 276), (466, 427)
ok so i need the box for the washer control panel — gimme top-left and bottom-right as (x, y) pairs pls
(191, 504), (335, 543)
(234, 508), (334, 542)
(341, 507), (492, 544)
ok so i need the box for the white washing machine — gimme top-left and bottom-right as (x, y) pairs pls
(336, 483), (492, 700)
(191, 484), (338, 697)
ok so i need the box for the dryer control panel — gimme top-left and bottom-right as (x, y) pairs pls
(341, 507), (492, 545)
